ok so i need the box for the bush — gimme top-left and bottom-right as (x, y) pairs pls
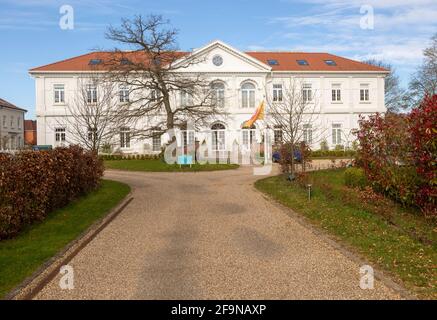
(0, 146), (103, 239)
(344, 167), (367, 189)
(354, 95), (437, 216)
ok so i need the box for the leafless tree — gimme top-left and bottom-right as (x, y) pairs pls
(60, 75), (122, 153)
(266, 78), (324, 174)
(362, 59), (405, 112)
(407, 32), (437, 107)
(104, 14), (225, 141)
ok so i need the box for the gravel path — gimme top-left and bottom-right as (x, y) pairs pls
(35, 166), (401, 299)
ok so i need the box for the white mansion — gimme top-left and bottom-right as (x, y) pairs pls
(29, 40), (388, 155)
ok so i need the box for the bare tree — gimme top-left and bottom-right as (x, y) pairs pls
(266, 78), (323, 175)
(60, 75), (121, 153)
(407, 32), (437, 107)
(104, 14), (225, 141)
(362, 59), (405, 112)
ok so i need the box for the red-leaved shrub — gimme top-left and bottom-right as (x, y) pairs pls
(0, 146), (103, 239)
(354, 95), (436, 216)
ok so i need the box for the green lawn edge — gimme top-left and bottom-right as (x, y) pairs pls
(255, 171), (436, 299)
(0, 179), (131, 298)
(104, 159), (239, 172)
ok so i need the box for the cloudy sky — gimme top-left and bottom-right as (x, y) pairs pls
(0, 0), (436, 118)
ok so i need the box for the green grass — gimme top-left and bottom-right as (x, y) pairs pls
(255, 169), (437, 299)
(104, 159), (239, 172)
(0, 179), (130, 299)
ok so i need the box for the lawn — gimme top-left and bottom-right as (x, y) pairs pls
(255, 169), (437, 299)
(104, 159), (239, 172)
(0, 179), (130, 299)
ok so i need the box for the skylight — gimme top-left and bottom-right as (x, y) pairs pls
(267, 59), (279, 66)
(89, 59), (103, 65)
(324, 59), (337, 66)
(297, 59), (309, 66)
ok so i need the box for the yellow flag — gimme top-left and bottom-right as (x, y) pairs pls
(243, 101), (265, 128)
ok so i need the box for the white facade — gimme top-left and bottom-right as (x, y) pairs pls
(0, 101), (25, 150)
(30, 40), (387, 154)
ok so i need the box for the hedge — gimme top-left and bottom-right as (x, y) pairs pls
(0, 146), (103, 239)
(99, 154), (160, 161)
(310, 149), (356, 158)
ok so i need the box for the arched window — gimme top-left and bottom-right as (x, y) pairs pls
(211, 123), (226, 151)
(241, 82), (255, 108)
(211, 82), (225, 108)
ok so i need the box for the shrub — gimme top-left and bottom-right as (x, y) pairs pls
(0, 146), (103, 239)
(354, 96), (437, 216)
(344, 167), (367, 189)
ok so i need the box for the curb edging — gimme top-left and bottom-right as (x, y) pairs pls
(5, 191), (134, 300)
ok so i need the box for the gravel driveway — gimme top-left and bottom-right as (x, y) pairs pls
(35, 166), (402, 299)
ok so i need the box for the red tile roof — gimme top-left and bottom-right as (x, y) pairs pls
(29, 51), (388, 73)
(246, 52), (388, 72)
(24, 120), (37, 131)
(0, 98), (27, 112)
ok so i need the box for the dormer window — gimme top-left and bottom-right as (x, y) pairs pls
(324, 59), (337, 66)
(267, 59), (279, 66)
(297, 59), (309, 66)
(89, 59), (102, 65)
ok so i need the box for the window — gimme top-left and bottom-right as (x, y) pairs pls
(267, 59), (279, 66)
(119, 85), (129, 103)
(86, 84), (97, 103)
(54, 84), (65, 104)
(2, 115), (6, 128)
(324, 59), (337, 66)
(88, 127), (97, 141)
(241, 82), (255, 108)
(211, 123), (226, 151)
(150, 89), (160, 101)
(242, 124), (256, 150)
(180, 90), (193, 107)
(273, 84), (283, 102)
(332, 123), (342, 145)
(10, 116), (14, 128)
(297, 59), (309, 66)
(360, 84), (370, 101)
(120, 58), (132, 65)
(18, 136), (21, 149)
(17, 117), (21, 129)
(331, 84), (341, 102)
(303, 124), (312, 144)
(152, 134), (161, 152)
(120, 127), (130, 148)
(302, 83), (312, 103)
(55, 128), (66, 143)
(89, 59), (102, 65)
(274, 127), (283, 144)
(211, 82), (225, 108)
(181, 130), (195, 148)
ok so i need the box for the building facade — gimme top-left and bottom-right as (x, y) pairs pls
(24, 120), (37, 146)
(0, 98), (26, 150)
(29, 40), (388, 155)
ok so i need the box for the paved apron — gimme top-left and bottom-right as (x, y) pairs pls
(35, 166), (401, 299)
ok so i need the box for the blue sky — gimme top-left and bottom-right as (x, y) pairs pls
(0, 0), (436, 119)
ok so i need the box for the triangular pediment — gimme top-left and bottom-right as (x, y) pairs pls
(173, 40), (271, 73)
